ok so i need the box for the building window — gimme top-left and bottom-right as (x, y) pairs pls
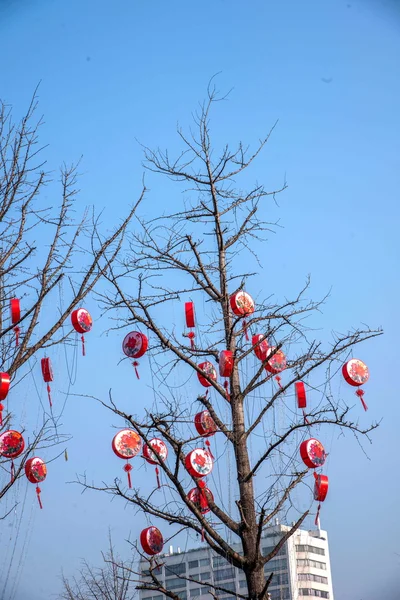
(200, 558), (210, 567)
(200, 572), (211, 582)
(267, 572), (289, 586)
(213, 556), (229, 568)
(264, 559), (288, 573)
(190, 589), (201, 598)
(269, 587), (290, 600)
(239, 581), (247, 589)
(164, 577), (187, 590)
(177, 593), (187, 600)
(214, 568), (235, 582)
(297, 559), (326, 570)
(215, 581), (236, 595)
(189, 560), (199, 570)
(166, 563), (187, 576)
(262, 545), (287, 557)
(299, 589), (329, 598)
(201, 586), (210, 595)
(298, 573), (328, 585)
(296, 545), (326, 556)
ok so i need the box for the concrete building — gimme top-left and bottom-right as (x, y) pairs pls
(139, 523), (335, 600)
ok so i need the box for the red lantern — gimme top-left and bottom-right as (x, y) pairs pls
(265, 347), (286, 388)
(140, 526), (164, 555)
(0, 430), (25, 482)
(0, 373), (10, 425)
(295, 381), (309, 424)
(184, 301), (196, 349)
(194, 410), (217, 437)
(187, 483), (214, 514)
(219, 350), (233, 401)
(41, 358), (53, 408)
(10, 298), (21, 346)
(252, 334), (269, 361)
(342, 359), (369, 411)
(300, 438), (327, 469)
(229, 290), (255, 341)
(313, 473), (329, 526)
(185, 448), (213, 478)
(142, 438), (168, 489)
(112, 429), (142, 488)
(122, 331), (148, 379)
(197, 362), (217, 388)
(25, 457), (47, 509)
(71, 308), (92, 356)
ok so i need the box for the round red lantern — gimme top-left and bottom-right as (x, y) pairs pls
(112, 429), (142, 488)
(187, 483), (214, 514)
(0, 430), (25, 482)
(229, 291), (255, 316)
(252, 334), (269, 361)
(10, 298), (21, 346)
(140, 526), (164, 556)
(25, 457), (47, 509)
(197, 362), (217, 388)
(342, 358), (369, 411)
(313, 473), (329, 526)
(41, 358), (54, 408)
(71, 308), (92, 356)
(300, 438), (327, 469)
(143, 438), (168, 489)
(122, 331), (148, 379)
(185, 448), (213, 478)
(194, 410), (217, 437)
(219, 351), (233, 377)
(265, 347), (286, 374)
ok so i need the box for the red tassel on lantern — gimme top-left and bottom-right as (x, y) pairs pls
(36, 485), (43, 509)
(356, 389), (368, 411)
(124, 462), (133, 488)
(205, 439), (214, 460)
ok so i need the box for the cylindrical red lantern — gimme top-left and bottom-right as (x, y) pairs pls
(0, 372), (10, 401)
(197, 362), (217, 388)
(300, 438), (327, 469)
(252, 334), (269, 361)
(140, 526), (164, 556)
(71, 308), (92, 356)
(122, 331), (148, 379)
(185, 448), (213, 478)
(41, 358), (53, 408)
(0, 430), (25, 482)
(219, 350), (233, 377)
(25, 457), (47, 509)
(112, 429), (142, 488)
(313, 472), (329, 526)
(185, 301), (195, 328)
(194, 410), (217, 437)
(295, 382), (306, 409)
(342, 359), (369, 411)
(143, 438), (168, 489)
(187, 484), (214, 514)
(10, 298), (21, 346)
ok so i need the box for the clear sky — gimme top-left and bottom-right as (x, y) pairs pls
(0, 1), (399, 599)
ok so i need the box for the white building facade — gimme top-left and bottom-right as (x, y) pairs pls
(139, 524), (335, 600)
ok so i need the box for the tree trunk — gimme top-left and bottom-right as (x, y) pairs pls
(245, 564), (267, 600)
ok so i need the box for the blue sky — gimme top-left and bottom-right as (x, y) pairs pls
(0, 1), (399, 599)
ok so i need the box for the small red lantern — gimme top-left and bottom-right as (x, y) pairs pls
(25, 457), (47, 509)
(314, 473), (329, 526)
(230, 290), (255, 340)
(187, 483), (214, 514)
(41, 358), (54, 408)
(0, 430), (25, 482)
(300, 438), (327, 469)
(140, 526), (164, 556)
(342, 359), (369, 411)
(122, 331), (148, 379)
(252, 334), (269, 361)
(219, 350), (233, 401)
(194, 410), (217, 437)
(265, 347), (286, 388)
(0, 373), (10, 426)
(197, 362), (217, 388)
(142, 438), (168, 489)
(185, 448), (213, 478)
(112, 429), (142, 488)
(71, 308), (92, 356)
(184, 301), (196, 349)
(10, 298), (21, 346)
(295, 381), (309, 424)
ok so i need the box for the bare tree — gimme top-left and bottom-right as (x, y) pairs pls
(79, 83), (382, 600)
(0, 90), (142, 510)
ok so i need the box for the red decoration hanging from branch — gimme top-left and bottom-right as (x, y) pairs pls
(122, 331), (148, 379)
(40, 358), (54, 408)
(265, 347), (286, 388)
(314, 473), (329, 526)
(194, 410), (217, 437)
(197, 362), (217, 388)
(187, 482), (214, 514)
(0, 430), (25, 482)
(140, 526), (164, 555)
(300, 438), (327, 469)
(295, 381), (309, 424)
(342, 359), (369, 411)
(252, 334), (269, 361)
(25, 457), (47, 509)
(10, 298), (21, 347)
(112, 429), (142, 488)
(184, 301), (196, 349)
(71, 308), (93, 356)
(219, 350), (233, 401)
(142, 438), (168, 489)
(0, 373), (10, 425)
(185, 448), (213, 478)
(229, 290), (255, 340)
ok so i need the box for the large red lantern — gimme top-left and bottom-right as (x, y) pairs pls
(314, 473), (329, 526)
(300, 438), (327, 469)
(140, 526), (164, 555)
(41, 358), (53, 408)
(265, 347), (286, 388)
(197, 362), (217, 388)
(219, 350), (233, 401)
(25, 457), (47, 509)
(229, 290), (255, 340)
(187, 482), (214, 514)
(112, 429), (142, 488)
(252, 334), (269, 361)
(122, 331), (148, 379)
(342, 359), (369, 411)
(184, 301), (196, 349)
(142, 438), (168, 489)
(0, 372), (10, 426)
(0, 430), (25, 482)
(194, 410), (217, 437)
(10, 298), (21, 346)
(71, 308), (92, 356)
(185, 448), (213, 478)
